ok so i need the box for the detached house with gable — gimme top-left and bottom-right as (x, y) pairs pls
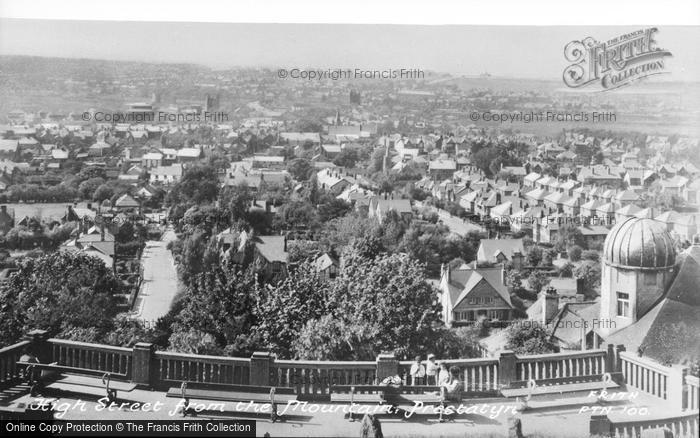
(439, 263), (514, 326)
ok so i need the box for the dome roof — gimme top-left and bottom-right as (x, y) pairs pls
(603, 218), (676, 269)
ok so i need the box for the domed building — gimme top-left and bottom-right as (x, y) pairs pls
(598, 218), (677, 337)
(598, 218), (700, 365)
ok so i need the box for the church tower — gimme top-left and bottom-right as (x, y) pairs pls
(598, 218), (677, 337)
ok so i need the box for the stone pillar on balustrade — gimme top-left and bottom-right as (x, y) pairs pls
(613, 345), (626, 383)
(132, 342), (155, 387)
(250, 352), (274, 386)
(666, 364), (687, 412)
(498, 350), (517, 389)
(605, 344), (615, 373)
(22, 329), (50, 364)
(375, 353), (399, 383)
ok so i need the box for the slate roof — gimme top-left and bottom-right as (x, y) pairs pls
(447, 266), (512, 308)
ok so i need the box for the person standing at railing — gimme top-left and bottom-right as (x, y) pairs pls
(426, 354), (439, 385)
(409, 355), (426, 385)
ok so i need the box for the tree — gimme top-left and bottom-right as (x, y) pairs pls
(171, 261), (258, 356)
(505, 322), (556, 354)
(0, 252), (122, 346)
(321, 252), (443, 360)
(527, 270), (549, 294)
(166, 164), (219, 207)
(526, 246), (543, 267)
(78, 177), (105, 200)
(581, 250), (600, 262)
(286, 158), (313, 181)
(556, 224), (585, 251)
(575, 260), (601, 299)
(93, 183), (114, 203)
(317, 198), (352, 223)
(558, 262), (574, 278)
(333, 149), (359, 168)
(220, 182), (253, 223)
(255, 262), (329, 358)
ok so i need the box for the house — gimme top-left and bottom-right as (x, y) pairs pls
(316, 168), (355, 194)
(428, 159), (456, 181)
(280, 132), (321, 146)
(314, 253), (339, 280)
(252, 235), (289, 279)
(135, 186), (157, 200)
(476, 238), (525, 268)
(439, 263), (514, 326)
(523, 172), (541, 188)
(141, 152), (163, 168)
(114, 194), (140, 211)
(61, 237), (115, 272)
(368, 196), (413, 224)
(51, 148), (69, 161)
(177, 147), (202, 163)
(89, 141), (111, 157)
(62, 204), (96, 225)
(150, 164), (183, 185)
(0, 139), (18, 156)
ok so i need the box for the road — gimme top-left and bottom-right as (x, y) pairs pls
(416, 201), (485, 236)
(131, 227), (179, 326)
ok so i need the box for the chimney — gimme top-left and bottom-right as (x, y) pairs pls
(543, 286), (559, 325)
(87, 203), (92, 210)
(100, 223), (105, 242)
(284, 234), (287, 252)
(0, 205), (6, 214)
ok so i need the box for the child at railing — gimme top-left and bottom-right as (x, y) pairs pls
(441, 366), (464, 402)
(426, 354), (438, 385)
(409, 355), (426, 385)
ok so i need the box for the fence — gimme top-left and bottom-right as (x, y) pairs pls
(2, 330), (698, 411)
(0, 340), (30, 389)
(591, 413), (698, 438)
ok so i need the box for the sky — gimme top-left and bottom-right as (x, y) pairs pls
(1, 19), (699, 81)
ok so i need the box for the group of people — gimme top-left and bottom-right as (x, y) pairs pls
(409, 354), (463, 400)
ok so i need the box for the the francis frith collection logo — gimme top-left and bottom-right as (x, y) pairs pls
(563, 28), (672, 91)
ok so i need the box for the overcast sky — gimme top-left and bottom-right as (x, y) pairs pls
(1, 19), (698, 81)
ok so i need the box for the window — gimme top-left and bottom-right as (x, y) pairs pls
(616, 292), (630, 317)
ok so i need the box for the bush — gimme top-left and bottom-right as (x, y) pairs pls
(581, 250), (600, 262)
(568, 245), (583, 262)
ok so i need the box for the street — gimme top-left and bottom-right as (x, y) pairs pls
(131, 227), (179, 326)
